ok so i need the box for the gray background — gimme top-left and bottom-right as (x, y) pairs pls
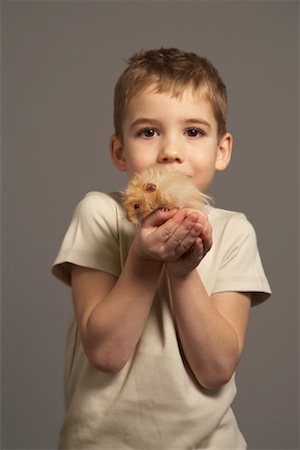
(2, 1), (299, 449)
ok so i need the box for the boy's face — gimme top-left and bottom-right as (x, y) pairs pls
(110, 86), (232, 192)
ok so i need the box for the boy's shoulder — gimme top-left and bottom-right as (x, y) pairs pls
(209, 206), (247, 222)
(70, 191), (127, 231)
(209, 206), (255, 236)
(75, 191), (123, 214)
(79, 190), (122, 204)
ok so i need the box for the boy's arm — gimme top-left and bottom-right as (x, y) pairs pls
(169, 270), (251, 390)
(71, 208), (203, 373)
(71, 253), (162, 373)
(167, 215), (251, 390)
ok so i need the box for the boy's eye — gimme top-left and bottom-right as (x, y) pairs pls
(137, 128), (159, 138)
(185, 128), (205, 138)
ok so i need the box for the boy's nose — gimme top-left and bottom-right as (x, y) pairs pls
(158, 141), (184, 164)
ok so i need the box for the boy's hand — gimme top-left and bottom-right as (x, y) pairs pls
(167, 210), (212, 277)
(131, 208), (212, 268)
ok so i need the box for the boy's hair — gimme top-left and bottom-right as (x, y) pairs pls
(113, 47), (228, 141)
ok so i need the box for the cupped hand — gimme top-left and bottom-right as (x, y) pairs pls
(166, 209), (212, 277)
(131, 208), (212, 265)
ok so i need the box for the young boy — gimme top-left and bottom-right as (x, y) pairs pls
(52, 48), (271, 449)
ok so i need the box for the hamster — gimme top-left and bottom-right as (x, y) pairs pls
(123, 167), (212, 224)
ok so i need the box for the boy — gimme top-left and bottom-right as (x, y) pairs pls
(52, 48), (271, 449)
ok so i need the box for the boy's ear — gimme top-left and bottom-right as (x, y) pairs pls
(110, 135), (127, 172)
(215, 132), (233, 171)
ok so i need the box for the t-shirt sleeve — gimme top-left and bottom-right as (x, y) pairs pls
(213, 213), (271, 305)
(51, 192), (122, 286)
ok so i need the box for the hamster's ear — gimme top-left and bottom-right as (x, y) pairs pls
(215, 132), (233, 171)
(110, 135), (127, 172)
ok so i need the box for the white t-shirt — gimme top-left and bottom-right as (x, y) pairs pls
(52, 191), (271, 450)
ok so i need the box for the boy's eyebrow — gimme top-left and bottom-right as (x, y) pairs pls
(129, 118), (161, 129)
(130, 117), (212, 129)
(182, 118), (211, 129)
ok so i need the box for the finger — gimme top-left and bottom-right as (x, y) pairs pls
(162, 212), (201, 254)
(185, 213), (212, 250)
(167, 210), (199, 237)
(174, 225), (205, 256)
(142, 208), (178, 227)
(198, 222), (213, 254)
(190, 237), (205, 262)
(184, 208), (208, 222)
(177, 213), (213, 258)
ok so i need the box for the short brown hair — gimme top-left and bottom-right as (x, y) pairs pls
(113, 47), (228, 141)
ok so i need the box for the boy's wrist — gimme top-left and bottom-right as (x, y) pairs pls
(129, 245), (164, 274)
(166, 265), (195, 280)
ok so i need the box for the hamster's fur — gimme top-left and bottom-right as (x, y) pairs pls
(123, 168), (212, 224)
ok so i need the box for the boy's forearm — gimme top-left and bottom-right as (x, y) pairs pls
(168, 269), (240, 390)
(83, 209), (203, 373)
(85, 248), (163, 372)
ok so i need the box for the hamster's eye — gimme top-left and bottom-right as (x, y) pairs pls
(134, 203), (140, 210)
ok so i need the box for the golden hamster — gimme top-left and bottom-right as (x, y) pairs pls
(123, 167), (212, 224)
